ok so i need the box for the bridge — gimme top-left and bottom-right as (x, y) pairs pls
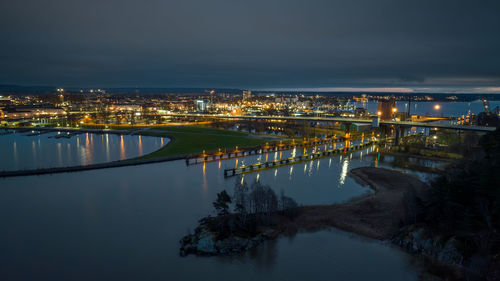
(165, 113), (496, 132)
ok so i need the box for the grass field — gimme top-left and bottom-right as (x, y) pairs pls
(136, 126), (267, 159)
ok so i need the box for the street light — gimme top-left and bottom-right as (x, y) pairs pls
(434, 104), (441, 110)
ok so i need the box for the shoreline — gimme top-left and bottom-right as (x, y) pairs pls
(0, 128), (180, 178)
(180, 167), (430, 256)
(0, 125), (349, 178)
(0, 154), (187, 178)
(278, 167), (429, 240)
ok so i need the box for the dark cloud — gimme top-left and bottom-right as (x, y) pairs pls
(0, 0), (499, 89)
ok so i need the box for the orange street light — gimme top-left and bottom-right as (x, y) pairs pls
(434, 104), (441, 110)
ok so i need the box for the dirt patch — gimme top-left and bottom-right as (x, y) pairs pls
(278, 167), (429, 240)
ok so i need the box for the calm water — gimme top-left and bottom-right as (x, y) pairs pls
(0, 132), (168, 171)
(0, 141), (419, 281)
(361, 100), (500, 117)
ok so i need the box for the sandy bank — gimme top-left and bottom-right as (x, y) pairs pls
(277, 167), (429, 240)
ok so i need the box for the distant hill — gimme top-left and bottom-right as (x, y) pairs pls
(105, 87), (243, 94)
(0, 84), (498, 101)
(0, 85), (243, 95)
(0, 85), (56, 95)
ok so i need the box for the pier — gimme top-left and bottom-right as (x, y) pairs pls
(185, 136), (348, 165)
(25, 130), (53, 136)
(2, 127), (140, 137)
(223, 140), (377, 177)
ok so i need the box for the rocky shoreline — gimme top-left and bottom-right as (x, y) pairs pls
(179, 220), (279, 256)
(392, 226), (464, 267)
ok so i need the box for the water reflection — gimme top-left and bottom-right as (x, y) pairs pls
(0, 132), (165, 171)
(106, 134), (110, 162)
(308, 161), (313, 176)
(202, 162), (208, 190)
(0, 143), (421, 281)
(339, 156), (349, 186)
(12, 142), (18, 166)
(120, 135), (126, 160)
(32, 140), (37, 164)
(138, 135), (143, 156)
(57, 143), (62, 166)
(86, 133), (93, 165)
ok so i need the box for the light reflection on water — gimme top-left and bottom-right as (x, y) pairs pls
(120, 135), (126, 160)
(0, 142), (424, 281)
(218, 143), (397, 205)
(138, 135), (143, 156)
(339, 156), (349, 186)
(0, 132), (167, 171)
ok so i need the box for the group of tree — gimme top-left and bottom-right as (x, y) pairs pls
(404, 128), (500, 278)
(398, 131), (481, 156)
(209, 179), (299, 239)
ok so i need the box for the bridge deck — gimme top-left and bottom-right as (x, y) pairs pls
(164, 114), (496, 132)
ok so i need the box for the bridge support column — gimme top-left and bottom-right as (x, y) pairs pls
(394, 126), (402, 145)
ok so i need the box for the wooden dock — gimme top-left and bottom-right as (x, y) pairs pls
(185, 136), (348, 166)
(25, 130), (54, 136)
(223, 140), (376, 177)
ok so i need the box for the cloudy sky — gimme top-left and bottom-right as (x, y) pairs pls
(1, 0), (499, 92)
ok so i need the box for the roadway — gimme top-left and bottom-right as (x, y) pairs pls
(164, 113), (496, 132)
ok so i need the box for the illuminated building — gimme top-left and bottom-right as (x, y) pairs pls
(196, 100), (209, 112)
(242, 90), (252, 101)
(2, 106), (66, 119)
(377, 97), (396, 120)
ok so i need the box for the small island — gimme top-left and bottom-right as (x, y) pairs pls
(180, 181), (299, 256)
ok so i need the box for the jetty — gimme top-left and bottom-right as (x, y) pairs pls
(223, 140), (376, 177)
(185, 136), (348, 165)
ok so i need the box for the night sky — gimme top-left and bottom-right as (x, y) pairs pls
(1, 0), (499, 92)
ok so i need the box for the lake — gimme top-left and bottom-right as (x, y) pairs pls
(0, 131), (168, 171)
(0, 141), (420, 281)
(360, 100), (500, 117)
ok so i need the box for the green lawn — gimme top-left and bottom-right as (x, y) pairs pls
(153, 126), (248, 136)
(136, 126), (266, 159)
